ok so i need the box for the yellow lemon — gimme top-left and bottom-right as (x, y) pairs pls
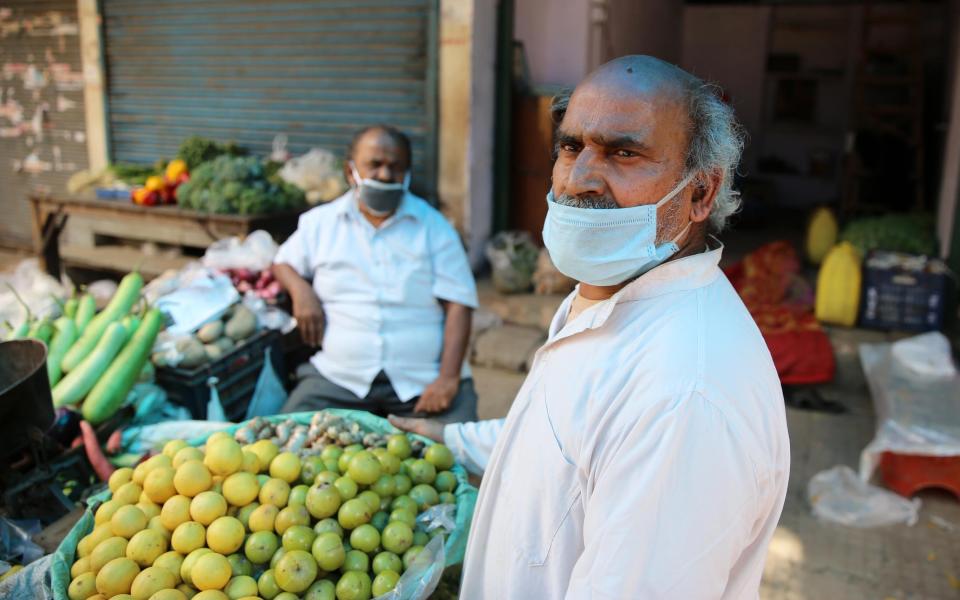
(109, 468), (134, 493)
(205, 516), (245, 555)
(67, 571), (96, 600)
(153, 550), (185, 585)
(222, 472), (260, 507)
(130, 565), (177, 600)
(174, 460), (213, 498)
(190, 491), (227, 526)
(114, 482), (144, 506)
(90, 536), (128, 572)
(144, 466), (178, 504)
(161, 495), (193, 531)
(95, 557), (140, 597)
(111, 505), (148, 538)
(164, 439), (190, 458)
(204, 439), (243, 477)
(173, 447), (205, 469)
(191, 553), (232, 591)
(171, 521), (206, 555)
(126, 528), (168, 567)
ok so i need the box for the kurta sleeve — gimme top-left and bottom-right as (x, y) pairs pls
(273, 217), (313, 279)
(564, 392), (763, 599)
(443, 418), (505, 476)
(429, 217), (478, 309)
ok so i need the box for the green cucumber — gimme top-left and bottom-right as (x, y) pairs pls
(47, 317), (79, 386)
(27, 318), (55, 345)
(52, 321), (127, 408)
(61, 273), (142, 373)
(9, 320), (30, 341)
(83, 308), (163, 424)
(73, 293), (95, 332)
(63, 297), (78, 319)
(120, 314), (141, 343)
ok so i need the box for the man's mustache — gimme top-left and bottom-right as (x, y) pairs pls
(553, 193), (620, 209)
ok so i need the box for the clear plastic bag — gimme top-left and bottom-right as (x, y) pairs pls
(374, 535), (446, 600)
(858, 337), (960, 480)
(0, 518), (44, 565)
(808, 465), (920, 527)
(279, 147), (348, 205)
(202, 230), (279, 272)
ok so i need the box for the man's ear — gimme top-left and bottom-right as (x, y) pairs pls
(344, 161), (356, 187)
(689, 169), (722, 224)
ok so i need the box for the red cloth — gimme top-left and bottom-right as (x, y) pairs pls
(724, 242), (835, 385)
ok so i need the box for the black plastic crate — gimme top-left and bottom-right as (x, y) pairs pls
(859, 251), (952, 332)
(155, 329), (286, 421)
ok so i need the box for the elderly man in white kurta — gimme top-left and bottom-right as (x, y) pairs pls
(390, 56), (790, 599)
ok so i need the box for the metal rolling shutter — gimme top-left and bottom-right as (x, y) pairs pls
(101, 0), (438, 199)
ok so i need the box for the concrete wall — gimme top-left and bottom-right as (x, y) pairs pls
(607, 0), (683, 65)
(438, 0), (496, 267)
(514, 0), (591, 87)
(681, 5), (771, 173)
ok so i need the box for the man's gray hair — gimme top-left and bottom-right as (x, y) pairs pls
(551, 73), (746, 233)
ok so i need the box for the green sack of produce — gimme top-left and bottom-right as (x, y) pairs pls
(840, 213), (937, 257)
(50, 409), (477, 600)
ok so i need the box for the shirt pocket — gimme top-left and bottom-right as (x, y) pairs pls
(507, 392), (583, 567)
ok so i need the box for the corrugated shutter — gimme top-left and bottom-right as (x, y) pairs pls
(0, 0), (88, 249)
(101, 0), (439, 200)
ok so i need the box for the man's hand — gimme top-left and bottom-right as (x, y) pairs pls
(414, 375), (459, 414)
(291, 288), (324, 347)
(388, 415), (445, 443)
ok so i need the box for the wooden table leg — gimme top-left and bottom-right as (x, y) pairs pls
(33, 206), (68, 278)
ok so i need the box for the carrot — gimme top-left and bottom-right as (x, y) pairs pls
(79, 420), (115, 481)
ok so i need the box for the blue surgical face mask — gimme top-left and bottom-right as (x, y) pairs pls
(350, 162), (410, 216)
(542, 173), (695, 286)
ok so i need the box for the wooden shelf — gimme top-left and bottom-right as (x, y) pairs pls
(60, 245), (192, 278)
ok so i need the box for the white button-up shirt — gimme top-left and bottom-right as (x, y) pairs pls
(274, 190), (478, 401)
(445, 245), (789, 599)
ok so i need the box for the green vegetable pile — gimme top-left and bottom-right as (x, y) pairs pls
(5, 273), (163, 425)
(176, 155), (306, 215)
(176, 136), (248, 171)
(840, 213), (937, 257)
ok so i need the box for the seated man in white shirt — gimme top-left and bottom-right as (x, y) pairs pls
(272, 125), (479, 423)
(390, 56), (790, 599)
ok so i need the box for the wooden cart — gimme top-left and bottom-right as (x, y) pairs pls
(29, 195), (303, 279)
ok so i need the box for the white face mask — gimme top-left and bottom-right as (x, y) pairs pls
(350, 162), (410, 216)
(542, 174), (694, 286)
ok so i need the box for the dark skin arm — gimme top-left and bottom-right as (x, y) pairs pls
(414, 300), (472, 414)
(272, 263), (324, 347)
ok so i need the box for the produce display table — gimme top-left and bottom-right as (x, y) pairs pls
(29, 195), (303, 279)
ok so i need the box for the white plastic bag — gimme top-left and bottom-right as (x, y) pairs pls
(279, 148), (348, 205)
(0, 258), (69, 329)
(808, 465), (920, 527)
(202, 230), (278, 272)
(891, 332), (957, 378)
(859, 338), (960, 480)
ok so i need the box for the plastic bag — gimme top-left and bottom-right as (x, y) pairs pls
(0, 518), (43, 565)
(374, 535), (446, 600)
(891, 332), (957, 378)
(808, 465), (920, 527)
(858, 338), (960, 480)
(485, 231), (539, 294)
(202, 230), (279, 272)
(279, 147), (348, 205)
(0, 258), (69, 331)
(244, 347), (288, 419)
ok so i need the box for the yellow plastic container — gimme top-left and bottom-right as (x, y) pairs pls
(815, 241), (862, 327)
